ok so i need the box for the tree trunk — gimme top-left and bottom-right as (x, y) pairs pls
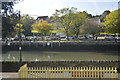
(76, 32), (79, 38)
(66, 34), (69, 40)
(92, 33), (95, 39)
(75, 26), (80, 38)
(65, 30), (69, 41)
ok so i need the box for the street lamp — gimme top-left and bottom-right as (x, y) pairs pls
(118, 1), (120, 9)
(16, 23), (23, 62)
(17, 23), (23, 62)
(17, 11), (23, 62)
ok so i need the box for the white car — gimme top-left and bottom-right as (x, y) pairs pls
(0, 38), (2, 41)
(60, 36), (67, 40)
(86, 35), (93, 38)
(115, 35), (120, 40)
(68, 36), (74, 40)
(77, 35), (86, 40)
(105, 35), (115, 40)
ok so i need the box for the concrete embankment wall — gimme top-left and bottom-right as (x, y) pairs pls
(2, 42), (120, 52)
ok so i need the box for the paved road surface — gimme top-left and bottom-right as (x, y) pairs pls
(0, 73), (18, 78)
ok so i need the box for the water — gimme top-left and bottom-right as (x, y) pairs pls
(2, 51), (118, 61)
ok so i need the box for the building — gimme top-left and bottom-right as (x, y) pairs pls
(36, 16), (51, 23)
(19, 64), (118, 78)
(89, 17), (101, 23)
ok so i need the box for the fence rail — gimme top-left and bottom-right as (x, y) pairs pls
(19, 64), (118, 78)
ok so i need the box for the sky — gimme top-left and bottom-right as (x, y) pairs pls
(13, 0), (119, 18)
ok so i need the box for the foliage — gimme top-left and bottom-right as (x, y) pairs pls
(103, 9), (120, 33)
(2, 13), (19, 38)
(1, 0), (22, 38)
(52, 7), (76, 38)
(80, 20), (104, 38)
(2, 2), (14, 16)
(20, 15), (35, 36)
(70, 11), (88, 37)
(100, 10), (110, 22)
(13, 23), (24, 35)
(52, 7), (88, 38)
(31, 20), (52, 35)
(1, 0), (22, 16)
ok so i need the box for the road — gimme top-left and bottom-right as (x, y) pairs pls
(0, 73), (18, 78)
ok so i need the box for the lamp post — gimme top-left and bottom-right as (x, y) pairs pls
(118, 1), (120, 9)
(17, 11), (22, 62)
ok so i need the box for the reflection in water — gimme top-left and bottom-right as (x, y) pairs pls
(48, 56), (50, 59)
(7, 54), (11, 59)
(12, 57), (15, 60)
(34, 58), (38, 61)
(0, 55), (2, 61)
(2, 51), (118, 61)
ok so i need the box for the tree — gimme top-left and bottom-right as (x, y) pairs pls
(2, 0), (23, 17)
(80, 20), (104, 39)
(31, 20), (52, 36)
(2, 0), (22, 38)
(13, 23), (24, 35)
(52, 7), (89, 39)
(70, 11), (88, 37)
(103, 9), (120, 33)
(2, 13), (20, 38)
(52, 7), (77, 39)
(20, 15), (35, 36)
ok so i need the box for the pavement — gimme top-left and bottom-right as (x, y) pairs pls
(0, 73), (18, 79)
(0, 73), (120, 79)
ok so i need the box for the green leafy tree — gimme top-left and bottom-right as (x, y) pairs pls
(20, 15), (35, 36)
(80, 20), (104, 39)
(2, 0), (22, 38)
(2, 13), (20, 38)
(31, 20), (52, 36)
(52, 7), (76, 39)
(103, 9), (120, 33)
(52, 7), (89, 39)
(100, 10), (110, 22)
(70, 11), (88, 37)
(13, 23), (24, 35)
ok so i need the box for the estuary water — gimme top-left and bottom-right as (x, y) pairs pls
(2, 51), (118, 61)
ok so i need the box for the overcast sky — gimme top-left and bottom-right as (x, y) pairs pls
(13, 0), (119, 18)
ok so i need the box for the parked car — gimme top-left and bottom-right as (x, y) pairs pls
(0, 38), (2, 41)
(68, 36), (74, 40)
(37, 37), (42, 41)
(60, 36), (67, 41)
(45, 36), (51, 41)
(51, 37), (60, 40)
(77, 35), (87, 40)
(97, 36), (105, 40)
(115, 35), (120, 40)
(25, 36), (33, 41)
(86, 35), (93, 39)
(105, 35), (115, 40)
